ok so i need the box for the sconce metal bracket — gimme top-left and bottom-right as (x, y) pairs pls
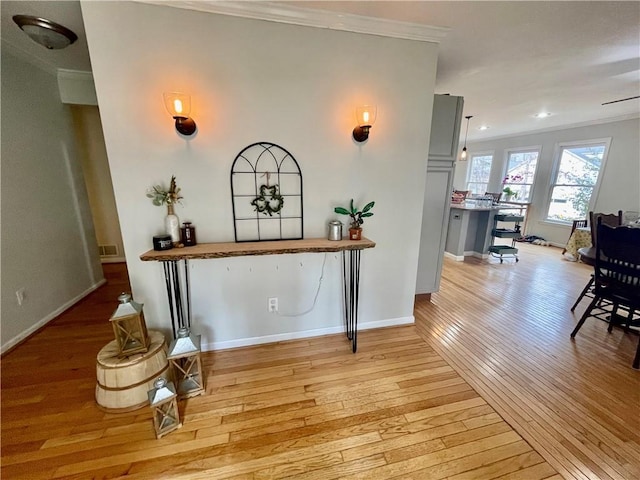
(174, 116), (196, 136)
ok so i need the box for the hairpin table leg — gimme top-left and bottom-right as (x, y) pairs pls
(342, 249), (361, 353)
(161, 259), (192, 339)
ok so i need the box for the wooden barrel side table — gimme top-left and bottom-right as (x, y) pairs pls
(95, 330), (171, 413)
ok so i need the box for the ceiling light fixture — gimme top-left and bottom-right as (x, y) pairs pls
(534, 112), (551, 119)
(12, 15), (78, 50)
(460, 115), (473, 161)
(478, 125), (489, 131)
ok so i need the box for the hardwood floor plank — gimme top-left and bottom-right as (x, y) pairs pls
(7, 251), (636, 479)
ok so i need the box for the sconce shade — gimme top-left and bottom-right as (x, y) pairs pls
(353, 105), (377, 142)
(163, 92), (196, 136)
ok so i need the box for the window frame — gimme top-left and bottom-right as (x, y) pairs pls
(502, 146), (541, 203)
(544, 137), (612, 225)
(465, 151), (494, 196)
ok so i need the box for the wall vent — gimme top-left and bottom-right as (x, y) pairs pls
(99, 244), (118, 257)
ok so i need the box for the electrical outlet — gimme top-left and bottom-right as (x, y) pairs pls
(268, 297), (278, 313)
(16, 288), (25, 306)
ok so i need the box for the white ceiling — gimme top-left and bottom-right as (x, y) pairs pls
(2, 1), (639, 141)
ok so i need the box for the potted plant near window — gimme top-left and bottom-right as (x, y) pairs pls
(334, 199), (375, 240)
(502, 175), (522, 202)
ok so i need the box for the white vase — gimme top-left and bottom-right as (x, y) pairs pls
(165, 204), (180, 243)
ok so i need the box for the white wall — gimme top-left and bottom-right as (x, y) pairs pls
(81, 2), (438, 349)
(453, 118), (640, 245)
(1, 50), (104, 352)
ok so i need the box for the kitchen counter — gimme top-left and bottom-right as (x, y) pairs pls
(445, 205), (499, 260)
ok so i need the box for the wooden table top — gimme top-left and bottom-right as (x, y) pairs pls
(140, 237), (376, 262)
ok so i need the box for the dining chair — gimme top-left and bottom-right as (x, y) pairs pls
(484, 192), (502, 204)
(570, 222), (640, 369)
(561, 218), (588, 255)
(570, 210), (623, 311)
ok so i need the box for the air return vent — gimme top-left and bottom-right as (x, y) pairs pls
(99, 244), (118, 257)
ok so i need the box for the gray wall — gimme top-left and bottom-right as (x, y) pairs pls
(454, 118), (640, 245)
(1, 50), (104, 352)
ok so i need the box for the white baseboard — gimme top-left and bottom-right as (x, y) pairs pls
(202, 315), (415, 351)
(444, 252), (465, 262)
(1, 279), (107, 354)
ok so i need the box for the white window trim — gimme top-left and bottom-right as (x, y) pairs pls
(465, 150), (494, 194)
(543, 137), (612, 225)
(502, 145), (542, 203)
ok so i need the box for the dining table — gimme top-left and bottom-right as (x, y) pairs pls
(563, 226), (592, 261)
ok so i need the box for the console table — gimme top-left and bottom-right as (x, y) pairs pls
(140, 238), (376, 352)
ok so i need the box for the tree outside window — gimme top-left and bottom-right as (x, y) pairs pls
(546, 142), (609, 222)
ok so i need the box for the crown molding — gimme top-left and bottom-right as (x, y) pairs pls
(135, 1), (449, 43)
(468, 113), (640, 144)
(1, 39), (58, 75)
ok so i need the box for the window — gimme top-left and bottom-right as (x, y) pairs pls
(546, 139), (611, 223)
(502, 148), (540, 202)
(466, 153), (493, 195)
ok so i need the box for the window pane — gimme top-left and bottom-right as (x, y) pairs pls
(556, 146), (603, 186)
(546, 142), (607, 223)
(547, 186), (594, 221)
(506, 151), (538, 184)
(504, 150), (539, 202)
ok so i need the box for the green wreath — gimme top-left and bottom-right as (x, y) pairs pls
(251, 184), (284, 216)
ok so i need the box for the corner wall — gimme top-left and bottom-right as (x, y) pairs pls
(1, 50), (104, 352)
(81, 1), (439, 348)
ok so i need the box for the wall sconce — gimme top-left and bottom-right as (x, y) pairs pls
(352, 105), (377, 143)
(163, 92), (197, 136)
(460, 115), (473, 161)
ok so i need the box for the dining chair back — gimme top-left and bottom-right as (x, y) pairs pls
(571, 221), (640, 368)
(485, 192), (502, 204)
(588, 210), (622, 246)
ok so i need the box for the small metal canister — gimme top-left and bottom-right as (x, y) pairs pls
(328, 220), (343, 241)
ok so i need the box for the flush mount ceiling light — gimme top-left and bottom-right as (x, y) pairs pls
(12, 15), (78, 50)
(534, 112), (552, 119)
(478, 125), (490, 131)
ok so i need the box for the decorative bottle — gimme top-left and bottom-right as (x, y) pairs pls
(165, 204), (180, 244)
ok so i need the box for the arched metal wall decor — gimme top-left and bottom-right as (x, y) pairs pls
(230, 142), (303, 242)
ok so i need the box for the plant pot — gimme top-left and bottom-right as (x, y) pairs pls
(349, 227), (362, 240)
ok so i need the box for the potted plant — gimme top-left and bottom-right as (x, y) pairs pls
(502, 174), (522, 202)
(502, 186), (518, 202)
(334, 199), (375, 240)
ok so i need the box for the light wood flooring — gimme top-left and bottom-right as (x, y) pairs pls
(1, 243), (638, 479)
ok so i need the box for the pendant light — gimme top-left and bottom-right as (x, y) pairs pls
(460, 115), (473, 161)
